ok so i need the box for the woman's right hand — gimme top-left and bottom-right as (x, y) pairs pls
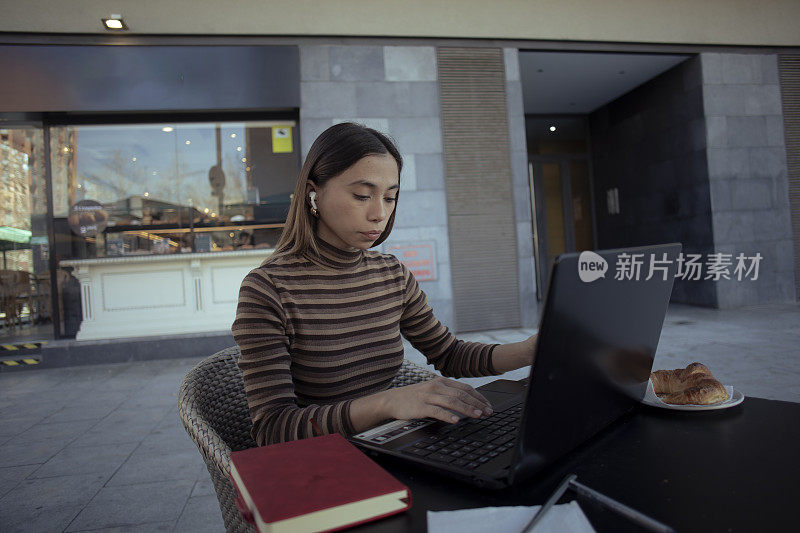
(381, 376), (493, 424)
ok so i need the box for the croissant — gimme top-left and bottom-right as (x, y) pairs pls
(650, 362), (712, 393)
(650, 362), (728, 405)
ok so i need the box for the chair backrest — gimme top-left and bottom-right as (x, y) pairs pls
(180, 346), (258, 452)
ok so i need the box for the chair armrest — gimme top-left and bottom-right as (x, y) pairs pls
(390, 359), (438, 388)
(179, 388), (234, 478)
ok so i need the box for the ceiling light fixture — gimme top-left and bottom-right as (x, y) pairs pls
(102, 14), (128, 31)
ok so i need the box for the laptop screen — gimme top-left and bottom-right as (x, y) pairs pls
(515, 244), (680, 478)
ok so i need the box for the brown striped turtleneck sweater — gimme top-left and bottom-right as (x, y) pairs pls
(232, 238), (501, 446)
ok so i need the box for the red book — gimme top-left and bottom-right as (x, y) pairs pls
(229, 433), (412, 533)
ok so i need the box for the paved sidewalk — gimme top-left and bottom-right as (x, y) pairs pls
(0, 302), (798, 532)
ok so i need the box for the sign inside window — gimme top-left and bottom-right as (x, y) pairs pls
(385, 242), (436, 282)
(68, 200), (108, 237)
(272, 126), (293, 153)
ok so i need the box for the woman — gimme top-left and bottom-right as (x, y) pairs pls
(232, 122), (536, 446)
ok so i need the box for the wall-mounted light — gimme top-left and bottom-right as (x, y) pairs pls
(162, 126), (174, 133)
(549, 125), (557, 132)
(102, 14), (128, 31)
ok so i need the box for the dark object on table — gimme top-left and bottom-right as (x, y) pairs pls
(357, 397), (792, 533)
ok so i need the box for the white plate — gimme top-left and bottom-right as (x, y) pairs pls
(641, 388), (745, 411)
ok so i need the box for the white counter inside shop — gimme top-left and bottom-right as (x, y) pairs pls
(60, 249), (273, 341)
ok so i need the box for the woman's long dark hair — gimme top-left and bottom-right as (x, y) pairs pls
(268, 122), (403, 261)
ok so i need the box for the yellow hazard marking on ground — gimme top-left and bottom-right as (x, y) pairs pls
(1, 357), (41, 366)
(0, 341), (46, 352)
(0, 342), (46, 367)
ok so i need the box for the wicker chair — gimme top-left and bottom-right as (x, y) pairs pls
(178, 346), (437, 533)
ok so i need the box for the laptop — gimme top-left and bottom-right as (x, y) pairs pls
(350, 243), (681, 489)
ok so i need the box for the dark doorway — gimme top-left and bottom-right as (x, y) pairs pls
(527, 116), (596, 297)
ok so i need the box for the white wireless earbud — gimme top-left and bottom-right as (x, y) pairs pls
(309, 191), (318, 210)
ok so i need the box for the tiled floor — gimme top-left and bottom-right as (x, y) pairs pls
(0, 359), (218, 532)
(0, 302), (798, 532)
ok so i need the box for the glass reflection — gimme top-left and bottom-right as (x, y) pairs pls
(0, 127), (51, 340)
(50, 120), (297, 258)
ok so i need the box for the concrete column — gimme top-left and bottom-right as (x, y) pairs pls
(701, 53), (796, 306)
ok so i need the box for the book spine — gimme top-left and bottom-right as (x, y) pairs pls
(229, 472), (257, 526)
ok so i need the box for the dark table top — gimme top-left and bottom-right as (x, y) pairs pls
(353, 396), (800, 533)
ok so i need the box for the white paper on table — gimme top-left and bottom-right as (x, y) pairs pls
(427, 501), (596, 533)
(644, 378), (734, 406)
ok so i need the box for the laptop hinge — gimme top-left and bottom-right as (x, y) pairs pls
(508, 450), (544, 485)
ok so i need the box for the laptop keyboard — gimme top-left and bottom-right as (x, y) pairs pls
(401, 403), (522, 470)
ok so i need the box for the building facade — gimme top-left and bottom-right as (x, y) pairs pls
(0, 1), (798, 342)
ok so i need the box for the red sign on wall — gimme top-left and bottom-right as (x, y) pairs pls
(386, 242), (436, 282)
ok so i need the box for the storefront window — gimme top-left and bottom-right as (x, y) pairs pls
(50, 120), (298, 259)
(0, 126), (51, 341)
